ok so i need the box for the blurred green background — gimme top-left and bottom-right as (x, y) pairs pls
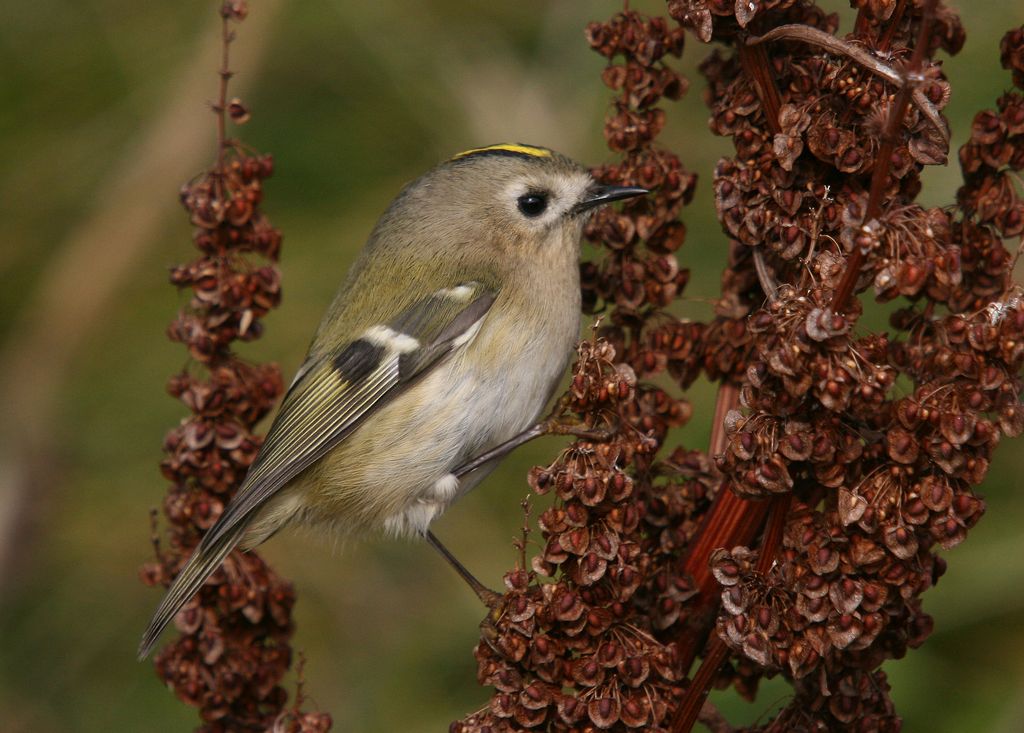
(2, 1), (1023, 731)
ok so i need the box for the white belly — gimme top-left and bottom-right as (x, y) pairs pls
(377, 317), (577, 536)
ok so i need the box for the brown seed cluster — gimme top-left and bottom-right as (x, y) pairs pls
(955, 28), (1024, 310)
(701, 8), (959, 273)
(139, 3), (330, 731)
(667, 0), (801, 43)
(454, 3), (1022, 733)
(581, 14), (695, 326)
(167, 156), (282, 362)
(452, 337), (696, 733)
(452, 10), (700, 733)
(692, 3), (1022, 731)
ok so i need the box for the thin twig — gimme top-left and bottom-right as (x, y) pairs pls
(747, 24), (948, 142)
(516, 496), (531, 571)
(754, 249), (782, 303)
(215, 13), (233, 174)
(830, 0), (939, 312)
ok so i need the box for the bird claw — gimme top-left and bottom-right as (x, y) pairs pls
(478, 599), (508, 654)
(545, 418), (619, 443)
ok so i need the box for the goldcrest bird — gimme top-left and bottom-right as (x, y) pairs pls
(139, 143), (646, 659)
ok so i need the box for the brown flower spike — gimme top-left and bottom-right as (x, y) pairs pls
(455, 3), (1022, 732)
(140, 4), (330, 731)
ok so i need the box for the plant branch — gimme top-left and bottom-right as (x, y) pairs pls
(747, 24), (948, 142)
(830, 0), (939, 312)
(672, 492), (792, 733)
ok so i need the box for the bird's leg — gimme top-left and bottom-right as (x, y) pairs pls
(453, 424), (546, 477)
(546, 419), (619, 442)
(442, 401), (617, 606)
(453, 400), (619, 479)
(425, 529), (503, 608)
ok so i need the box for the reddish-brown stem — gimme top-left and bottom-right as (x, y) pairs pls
(841, 0), (909, 130)
(737, 39), (787, 296)
(683, 480), (769, 595)
(830, 0), (938, 312)
(755, 492), (791, 575)
(877, 0), (910, 52)
(672, 35), (786, 671)
(672, 493), (792, 733)
(670, 636), (731, 733)
(679, 492), (767, 620)
(737, 42), (783, 136)
(673, 383), (767, 669)
(853, 7), (871, 38)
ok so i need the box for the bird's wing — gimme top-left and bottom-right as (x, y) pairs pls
(138, 282), (496, 659)
(208, 281), (497, 548)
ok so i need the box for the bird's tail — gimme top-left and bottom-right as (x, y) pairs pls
(137, 523), (247, 660)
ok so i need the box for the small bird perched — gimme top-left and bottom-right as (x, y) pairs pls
(139, 143), (646, 659)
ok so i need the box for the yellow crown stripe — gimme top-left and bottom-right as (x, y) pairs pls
(451, 143), (552, 160)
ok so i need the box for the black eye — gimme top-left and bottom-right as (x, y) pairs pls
(517, 192), (548, 218)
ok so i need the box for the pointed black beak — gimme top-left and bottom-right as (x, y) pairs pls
(573, 184), (649, 215)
